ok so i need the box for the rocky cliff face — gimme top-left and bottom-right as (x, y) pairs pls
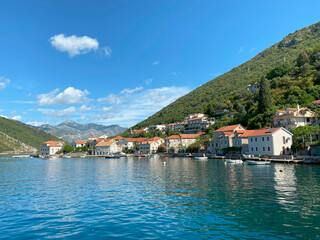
(36, 120), (127, 142)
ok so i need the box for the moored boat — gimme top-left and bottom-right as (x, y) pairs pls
(105, 155), (120, 159)
(247, 160), (271, 165)
(226, 159), (243, 164)
(194, 156), (208, 160)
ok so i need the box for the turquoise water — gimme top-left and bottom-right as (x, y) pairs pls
(1, 157), (320, 239)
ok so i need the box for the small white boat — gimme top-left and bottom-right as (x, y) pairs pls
(80, 155), (86, 158)
(247, 160), (271, 165)
(194, 156), (208, 160)
(13, 155), (30, 158)
(149, 154), (159, 159)
(226, 159), (243, 164)
(64, 155), (72, 158)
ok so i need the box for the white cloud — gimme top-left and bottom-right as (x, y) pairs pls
(170, 72), (177, 76)
(145, 78), (153, 85)
(38, 87), (89, 106)
(0, 109), (2, 114)
(78, 116), (86, 121)
(41, 107), (77, 118)
(12, 115), (21, 121)
(0, 77), (11, 90)
(79, 105), (92, 112)
(120, 87), (143, 94)
(102, 46), (112, 57)
(93, 86), (190, 127)
(102, 107), (112, 112)
(50, 34), (99, 57)
(249, 47), (256, 52)
(27, 121), (48, 127)
(97, 93), (122, 105)
(152, 61), (160, 65)
(238, 47), (244, 54)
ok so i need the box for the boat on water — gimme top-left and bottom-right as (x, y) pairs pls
(105, 155), (120, 159)
(194, 156), (208, 160)
(80, 155), (86, 158)
(13, 155), (30, 158)
(149, 154), (159, 159)
(226, 159), (243, 164)
(247, 160), (271, 165)
(64, 156), (72, 158)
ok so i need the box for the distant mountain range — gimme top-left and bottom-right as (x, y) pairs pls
(36, 120), (127, 142)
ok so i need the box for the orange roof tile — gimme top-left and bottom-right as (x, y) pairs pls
(113, 136), (123, 140)
(96, 141), (114, 147)
(188, 117), (205, 121)
(74, 140), (86, 144)
(179, 134), (199, 139)
(124, 138), (147, 142)
(239, 128), (283, 137)
(165, 135), (180, 140)
(313, 100), (320, 104)
(214, 124), (242, 133)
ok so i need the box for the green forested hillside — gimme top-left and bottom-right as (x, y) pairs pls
(0, 117), (61, 151)
(134, 21), (320, 128)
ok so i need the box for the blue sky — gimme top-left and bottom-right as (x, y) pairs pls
(0, 0), (319, 127)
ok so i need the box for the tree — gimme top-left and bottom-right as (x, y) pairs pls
(62, 143), (73, 153)
(258, 77), (273, 114)
(297, 50), (310, 67)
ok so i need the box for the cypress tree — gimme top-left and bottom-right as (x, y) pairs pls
(258, 77), (273, 114)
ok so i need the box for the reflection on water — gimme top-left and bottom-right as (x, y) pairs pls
(0, 157), (320, 239)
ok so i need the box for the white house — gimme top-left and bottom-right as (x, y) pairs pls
(71, 140), (86, 148)
(185, 115), (214, 133)
(184, 113), (205, 122)
(272, 105), (318, 130)
(247, 127), (293, 156)
(118, 138), (147, 149)
(179, 134), (200, 148)
(165, 135), (181, 149)
(246, 82), (260, 93)
(40, 141), (64, 156)
(174, 122), (186, 132)
(139, 140), (160, 154)
(95, 141), (120, 155)
(148, 125), (166, 133)
(209, 124), (246, 154)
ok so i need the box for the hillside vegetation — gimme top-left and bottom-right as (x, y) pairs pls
(0, 117), (61, 152)
(134, 21), (320, 128)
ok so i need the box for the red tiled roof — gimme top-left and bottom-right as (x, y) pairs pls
(187, 117), (205, 121)
(167, 123), (176, 126)
(165, 135), (180, 140)
(313, 100), (320, 104)
(214, 124), (242, 133)
(149, 137), (163, 141)
(47, 144), (62, 147)
(96, 141), (114, 147)
(196, 132), (205, 136)
(124, 138), (147, 142)
(179, 134), (199, 139)
(74, 140), (86, 144)
(239, 128), (283, 137)
(113, 136), (123, 140)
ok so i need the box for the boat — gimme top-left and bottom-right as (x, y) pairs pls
(194, 156), (208, 160)
(13, 155), (30, 158)
(247, 160), (271, 165)
(64, 155), (72, 158)
(80, 155), (86, 158)
(149, 154), (159, 159)
(105, 155), (120, 159)
(226, 159), (243, 164)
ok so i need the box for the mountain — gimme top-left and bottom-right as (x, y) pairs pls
(134, 21), (320, 128)
(36, 120), (127, 142)
(0, 116), (61, 153)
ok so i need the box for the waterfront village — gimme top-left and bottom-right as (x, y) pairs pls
(40, 93), (320, 162)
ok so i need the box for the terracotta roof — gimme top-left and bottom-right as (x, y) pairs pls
(44, 141), (62, 144)
(188, 117), (205, 121)
(165, 135), (180, 139)
(240, 128), (283, 137)
(313, 100), (320, 104)
(113, 136), (123, 140)
(47, 144), (62, 147)
(179, 134), (199, 139)
(74, 140), (86, 144)
(214, 124), (242, 133)
(149, 137), (163, 141)
(124, 138), (147, 142)
(167, 123), (176, 126)
(196, 132), (205, 136)
(96, 141), (114, 147)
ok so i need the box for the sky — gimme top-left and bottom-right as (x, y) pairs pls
(0, 0), (319, 127)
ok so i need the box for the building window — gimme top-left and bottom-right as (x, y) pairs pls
(255, 138), (257, 142)
(251, 138), (253, 142)
(262, 137), (264, 141)
(256, 147), (258, 151)
(268, 147), (270, 151)
(263, 147), (265, 151)
(267, 137), (269, 141)
(251, 147), (253, 151)
(283, 136), (285, 144)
